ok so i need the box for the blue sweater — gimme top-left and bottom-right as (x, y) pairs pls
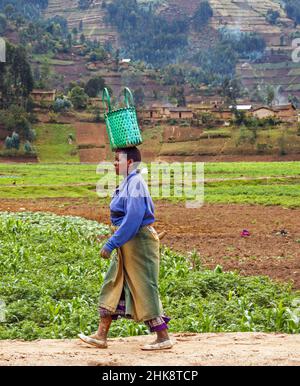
(104, 169), (155, 253)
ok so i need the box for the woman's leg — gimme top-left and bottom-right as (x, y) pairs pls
(78, 315), (112, 349)
(144, 315), (172, 345)
(156, 328), (170, 342)
(94, 315), (113, 342)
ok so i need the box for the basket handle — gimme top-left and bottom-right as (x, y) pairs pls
(102, 88), (111, 113)
(124, 87), (134, 108)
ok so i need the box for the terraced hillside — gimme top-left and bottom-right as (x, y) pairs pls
(43, 0), (118, 45)
(237, 60), (300, 100)
(159, 0), (295, 47)
(209, 0), (294, 46)
(41, 0), (300, 99)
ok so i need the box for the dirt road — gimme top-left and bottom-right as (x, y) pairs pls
(1, 333), (299, 366)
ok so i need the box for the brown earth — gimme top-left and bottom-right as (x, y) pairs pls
(75, 122), (110, 163)
(0, 199), (299, 289)
(1, 333), (299, 366)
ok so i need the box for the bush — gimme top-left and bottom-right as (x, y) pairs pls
(4, 136), (13, 149)
(278, 131), (288, 155)
(69, 86), (88, 110)
(24, 141), (33, 154)
(48, 111), (59, 123)
(53, 97), (73, 113)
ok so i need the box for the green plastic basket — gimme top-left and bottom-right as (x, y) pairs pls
(102, 87), (143, 151)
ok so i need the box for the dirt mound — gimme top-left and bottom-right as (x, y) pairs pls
(0, 333), (299, 366)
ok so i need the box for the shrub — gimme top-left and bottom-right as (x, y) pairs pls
(53, 97), (73, 113)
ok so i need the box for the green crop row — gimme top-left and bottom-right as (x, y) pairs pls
(0, 212), (299, 340)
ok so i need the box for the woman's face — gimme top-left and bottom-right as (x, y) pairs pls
(114, 151), (132, 176)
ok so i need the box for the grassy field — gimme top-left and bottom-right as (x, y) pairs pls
(0, 162), (299, 207)
(0, 212), (299, 340)
(35, 124), (80, 163)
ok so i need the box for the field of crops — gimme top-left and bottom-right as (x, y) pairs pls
(0, 211), (299, 341)
(0, 162), (299, 207)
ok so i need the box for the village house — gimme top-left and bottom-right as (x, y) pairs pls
(272, 104), (298, 123)
(252, 106), (276, 119)
(168, 107), (193, 120)
(31, 89), (56, 105)
(138, 106), (163, 120)
(211, 107), (233, 121)
(139, 102), (176, 120)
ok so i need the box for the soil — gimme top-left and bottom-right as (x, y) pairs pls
(0, 199), (299, 289)
(75, 122), (110, 163)
(0, 333), (299, 366)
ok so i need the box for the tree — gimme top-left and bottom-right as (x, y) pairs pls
(78, 0), (91, 10)
(133, 88), (145, 107)
(4, 4), (14, 20)
(169, 86), (186, 107)
(0, 42), (34, 108)
(162, 65), (185, 86)
(80, 33), (85, 44)
(267, 86), (275, 106)
(4, 136), (13, 149)
(11, 131), (20, 150)
(84, 76), (106, 97)
(221, 78), (242, 106)
(24, 140), (33, 154)
(193, 1), (213, 31)
(69, 86), (88, 109)
(266, 9), (280, 25)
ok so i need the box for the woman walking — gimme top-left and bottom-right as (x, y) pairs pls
(79, 146), (173, 350)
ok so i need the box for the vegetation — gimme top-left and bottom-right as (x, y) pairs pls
(105, 0), (189, 66)
(84, 76), (106, 98)
(266, 9), (280, 25)
(34, 123), (79, 163)
(0, 41), (34, 109)
(68, 86), (89, 110)
(283, 0), (300, 26)
(0, 162), (299, 207)
(0, 212), (299, 340)
(192, 1), (213, 31)
(0, 0), (48, 21)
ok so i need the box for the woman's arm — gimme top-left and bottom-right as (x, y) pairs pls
(103, 178), (147, 253)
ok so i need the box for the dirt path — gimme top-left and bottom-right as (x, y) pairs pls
(1, 333), (299, 366)
(0, 198), (299, 289)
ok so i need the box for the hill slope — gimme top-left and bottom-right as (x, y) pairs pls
(43, 0), (118, 44)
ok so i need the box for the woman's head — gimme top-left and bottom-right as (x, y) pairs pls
(114, 147), (142, 176)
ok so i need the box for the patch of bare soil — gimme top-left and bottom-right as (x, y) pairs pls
(0, 199), (299, 289)
(158, 154), (300, 162)
(0, 333), (299, 366)
(75, 122), (109, 162)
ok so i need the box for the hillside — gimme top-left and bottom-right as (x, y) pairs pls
(43, 0), (118, 45)
(39, 0), (300, 98)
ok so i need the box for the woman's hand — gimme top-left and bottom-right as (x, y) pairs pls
(100, 247), (111, 259)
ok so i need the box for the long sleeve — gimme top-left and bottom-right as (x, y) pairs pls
(103, 174), (149, 252)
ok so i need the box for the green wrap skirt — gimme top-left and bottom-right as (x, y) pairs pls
(99, 225), (164, 322)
